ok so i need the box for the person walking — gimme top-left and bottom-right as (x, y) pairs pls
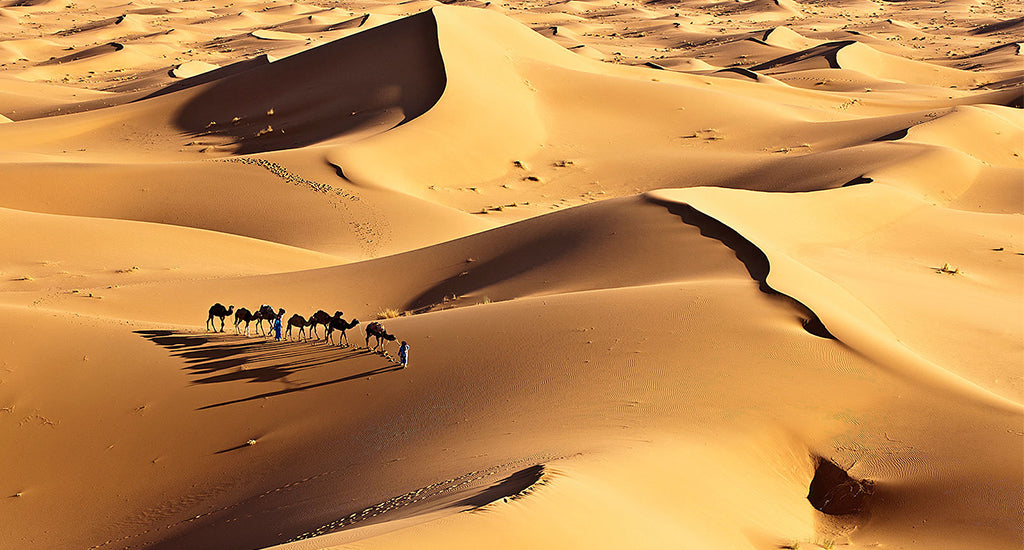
(398, 341), (409, 368)
(273, 314), (283, 341)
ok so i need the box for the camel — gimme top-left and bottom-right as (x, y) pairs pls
(206, 303), (234, 332)
(308, 310), (343, 340)
(286, 314), (314, 341)
(254, 305), (285, 336)
(234, 307), (256, 336)
(364, 321), (396, 352)
(326, 317), (359, 347)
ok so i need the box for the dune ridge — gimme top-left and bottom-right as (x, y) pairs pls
(0, 1), (1021, 549)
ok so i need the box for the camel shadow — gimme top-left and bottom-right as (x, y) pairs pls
(199, 364), (403, 410)
(135, 330), (399, 408)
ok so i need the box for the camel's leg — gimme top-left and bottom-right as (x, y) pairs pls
(206, 316), (212, 331)
(220, 317), (225, 332)
(341, 331), (350, 347)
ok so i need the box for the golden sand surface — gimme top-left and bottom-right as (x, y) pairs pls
(0, 1), (1021, 548)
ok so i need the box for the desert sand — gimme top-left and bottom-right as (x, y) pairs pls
(0, 0), (1021, 549)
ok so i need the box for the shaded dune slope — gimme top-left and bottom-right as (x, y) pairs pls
(0, 3), (1021, 550)
(49, 185), (1022, 411)
(168, 10), (447, 154)
(51, 196), (799, 327)
(5, 185), (1020, 549)
(649, 186), (1023, 408)
(0, 5), (1017, 225)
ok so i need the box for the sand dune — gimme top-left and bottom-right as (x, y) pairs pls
(0, 0), (1021, 549)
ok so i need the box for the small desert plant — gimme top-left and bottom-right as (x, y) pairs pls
(377, 307), (401, 319)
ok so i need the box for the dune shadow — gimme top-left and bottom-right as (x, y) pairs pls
(405, 231), (583, 313)
(808, 456), (874, 516)
(650, 201), (835, 339)
(873, 128), (909, 142)
(164, 10), (447, 154)
(749, 40), (853, 72)
(453, 465), (545, 509)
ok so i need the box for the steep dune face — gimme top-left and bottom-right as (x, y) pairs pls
(650, 185), (1023, 405)
(326, 6), (1023, 213)
(171, 10), (447, 154)
(0, 3), (1017, 223)
(5, 184), (1020, 549)
(0, 1), (1021, 550)
(32, 196), (761, 324)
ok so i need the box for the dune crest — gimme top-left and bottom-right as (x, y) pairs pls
(0, 1), (1021, 549)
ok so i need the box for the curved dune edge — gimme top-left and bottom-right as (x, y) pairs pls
(170, 60), (220, 79)
(0, 2), (1021, 550)
(0, 205), (346, 295)
(167, 9), (449, 155)
(647, 186), (1022, 411)
(15, 190), (1020, 548)
(750, 39), (1003, 89)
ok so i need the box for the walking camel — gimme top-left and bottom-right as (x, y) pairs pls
(254, 305), (285, 336)
(326, 317), (359, 347)
(364, 321), (396, 352)
(308, 310), (343, 340)
(234, 307), (256, 336)
(206, 303), (234, 332)
(286, 314), (314, 341)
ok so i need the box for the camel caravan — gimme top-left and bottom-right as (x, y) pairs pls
(206, 303), (402, 359)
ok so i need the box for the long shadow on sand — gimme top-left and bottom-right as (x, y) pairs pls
(135, 330), (401, 409)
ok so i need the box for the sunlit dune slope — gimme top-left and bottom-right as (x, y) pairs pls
(0, 1), (1021, 550)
